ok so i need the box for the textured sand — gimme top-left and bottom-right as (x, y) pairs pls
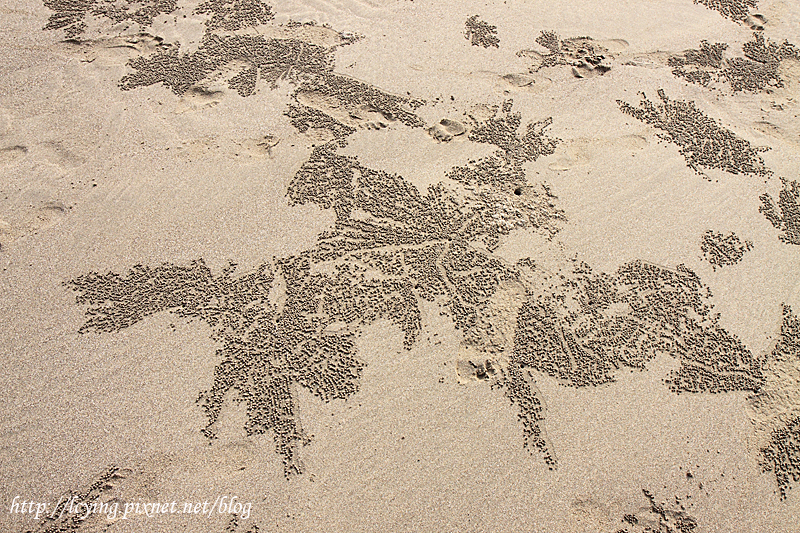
(2, 0), (800, 532)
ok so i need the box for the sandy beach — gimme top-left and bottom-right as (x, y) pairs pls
(1, 0), (800, 531)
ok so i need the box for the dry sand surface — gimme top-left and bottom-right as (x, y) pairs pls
(1, 0), (800, 531)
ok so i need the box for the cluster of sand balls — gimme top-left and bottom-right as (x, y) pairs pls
(120, 34), (335, 97)
(43, 0), (276, 41)
(530, 30), (611, 75)
(283, 116), (567, 459)
(195, 0), (275, 31)
(723, 33), (799, 92)
(760, 179), (800, 246)
(511, 260), (763, 393)
(284, 104), (357, 143)
(465, 100), (559, 164)
(669, 40), (729, 87)
(503, 363), (556, 465)
(760, 416), (800, 500)
(43, 0), (179, 38)
(464, 15), (500, 48)
(23, 466), (123, 533)
(45, 0), (382, 104)
(286, 139), (519, 352)
(448, 155), (527, 188)
(284, 99), (572, 356)
(700, 230), (753, 270)
(670, 34), (800, 93)
(297, 74), (426, 129)
(694, 0), (758, 21)
(266, 100), (575, 466)
(283, 69), (425, 146)
(617, 89), (772, 178)
(221, 515), (262, 533)
(614, 489), (698, 533)
(67, 258), (369, 477)
(445, 101), (566, 245)
(753, 305), (800, 498)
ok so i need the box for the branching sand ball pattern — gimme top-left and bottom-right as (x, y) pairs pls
(760, 179), (800, 245)
(43, 0), (274, 39)
(694, 0), (757, 22)
(755, 305), (800, 499)
(42, 0), (355, 100)
(512, 259), (763, 394)
(69, 99), (571, 469)
(195, 0), (274, 31)
(52, 0), (795, 501)
(464, 15), (499, 48)
(700, 230), (753, 270)
(67, 260), (366, 476)
(527, 30), (611, 75)
(670, 34), (800, 93)
(617, 90), (771, 178)
(761, 415), (800, 500)
(43, 0), (178, 39)
(120, 35), (336, 96)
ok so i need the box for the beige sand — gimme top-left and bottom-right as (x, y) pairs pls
(1, 0), (799, 532)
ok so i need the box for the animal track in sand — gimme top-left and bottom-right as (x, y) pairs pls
(259, 22), (358, 48)
(0, 109), (11, 136)
(751, 118), (800, 148)
(456, 358), (498, 383)
(172, 135), (280, 160)
(518, 32), (628, 78)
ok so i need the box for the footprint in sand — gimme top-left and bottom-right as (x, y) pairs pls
(500, 72), (553, 93)
(29, 201), (68, 233)
(0, 111), (27, 166)
(427, 119), (466, 142)
(0, 201), (68, 249)
(237, 134), (281, 157)
(548, 135), (648, 171)
(295, 89), (395, 131)
(175, 87), (225, 113)
(0, 145), (27, 166)
(36, 140), (85, 168)
(745, 13), (767, 30)
(59, 33), (168, 64)
(0, 218), (10, 250)
(0, 110), (10, 136)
